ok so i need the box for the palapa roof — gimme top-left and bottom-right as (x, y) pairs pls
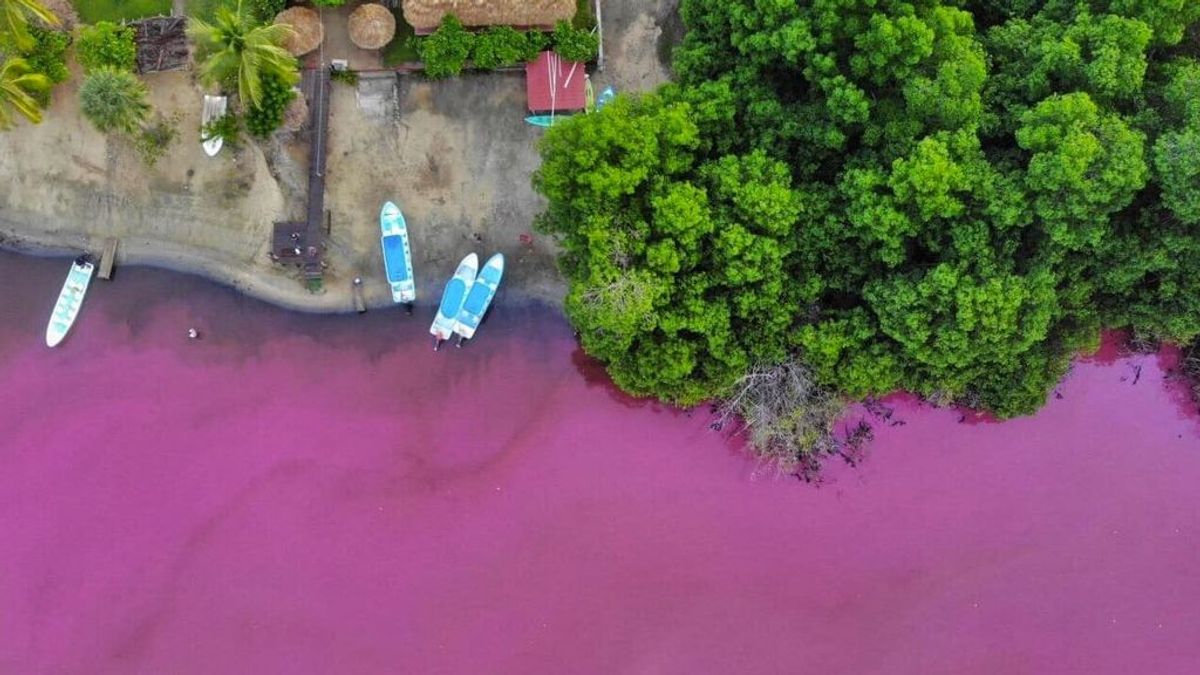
(403, 0), (576, 33)
(348, 3), (396, 50)
(275, 6), (323, 56)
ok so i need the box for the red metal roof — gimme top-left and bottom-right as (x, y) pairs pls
(525, 51), (587, 113)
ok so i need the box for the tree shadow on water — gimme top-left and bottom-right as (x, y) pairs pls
(569, 345), (655, 410)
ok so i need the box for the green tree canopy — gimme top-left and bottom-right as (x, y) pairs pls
(0, 56), (48, 129)
(78, 67), (150, 135)
(187, 4), (298, 108)
(535, 0), (1200, 426)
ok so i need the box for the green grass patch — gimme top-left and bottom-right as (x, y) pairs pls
(382, 7), (419, 67)
(71, 0), (172, 24)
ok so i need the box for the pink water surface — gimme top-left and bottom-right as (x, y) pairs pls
(1, 253), (1198, 674)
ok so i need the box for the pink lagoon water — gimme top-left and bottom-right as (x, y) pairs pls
(1, 252), (1198, 674)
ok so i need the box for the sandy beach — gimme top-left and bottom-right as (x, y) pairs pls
(0, 0), (679, 313)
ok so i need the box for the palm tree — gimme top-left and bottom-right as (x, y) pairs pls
(187, 2), (298, 109)
(78, 67), (150, 134)
(0, 0), (60, 52)
(0, 57), (49, 130)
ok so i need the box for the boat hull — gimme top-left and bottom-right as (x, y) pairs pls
(452, 253), (504, 341)
(380, 201), (416, 303)
(46, 259), (95, 347)
(525, 115), (558, 128)
(430, 253), (478, 342)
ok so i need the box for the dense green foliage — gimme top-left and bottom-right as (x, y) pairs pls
(0, 56), (49, 128)
(244, 70), (293, 138)
(79, 67), (149, 134)
(535, 0), (1200, 419)
(246, 0), (286, 22)
(76, 21), (137, 73)
(1, 24), (69, 94)
(187, 4), (298, 109)
(550, 20), (597, 63)
(418, 14), (473, 78)
(310, 0), (345, 6)
(471, 26), (535, 70)
(415, 14), (597, 76)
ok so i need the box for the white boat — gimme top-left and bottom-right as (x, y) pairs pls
(380, 201), (416, 304)
(430, 253), (477, 349)
(201, 95), (227, 157)
(46, 256), (95, 347)
(452, 253), (504, 344)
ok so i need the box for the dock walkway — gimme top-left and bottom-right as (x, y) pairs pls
(272, 67), (332, 281)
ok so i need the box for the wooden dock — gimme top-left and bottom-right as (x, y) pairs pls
(98, 238), (118, 280)
(271, 67), (332, 282)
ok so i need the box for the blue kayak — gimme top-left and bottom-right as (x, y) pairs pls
(452, 253), (504, 342)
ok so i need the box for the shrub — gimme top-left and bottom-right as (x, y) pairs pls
(134, 113), (180, 166)
(247, 0), (287, 22)
(310, 0), (346, 6)
(330, 67), (358, 86)
(245, 71), (295, 138)
(523, 30), (550, 61)
(202, 110), (241, 149)
(418, 15), (473, 79)
(551, 21), (597, 63)
(472, 26), (531, 70)
(712, 360), (847, 470)
(16, 27), (70, 87)
(78, 67), (150, 134)
(76, 22), (137, 73)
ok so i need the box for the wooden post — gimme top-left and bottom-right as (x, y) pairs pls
(352, 277), (366, 314)
(98, 238), (118, 280)
(595, 0), (604, 72)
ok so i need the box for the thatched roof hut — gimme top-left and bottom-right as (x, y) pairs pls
(403, 0), (576, 34)
(348, 3), (396, 50)
(275, 6), (323, 56)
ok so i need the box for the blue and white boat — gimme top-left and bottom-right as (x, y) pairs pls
(380, 201), (415, 304)
(46, 255), (95, 347)
(452, 253), (504, 345)
(430, 253), (477, 349)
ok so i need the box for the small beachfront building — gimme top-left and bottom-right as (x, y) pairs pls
(402, 0), (576, 35)
(526, 51), (586, 113)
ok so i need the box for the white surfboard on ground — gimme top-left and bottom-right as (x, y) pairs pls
(430, 253), (478, 349)
(201, 95), (227, 157)
(46, 256), (95, 348)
